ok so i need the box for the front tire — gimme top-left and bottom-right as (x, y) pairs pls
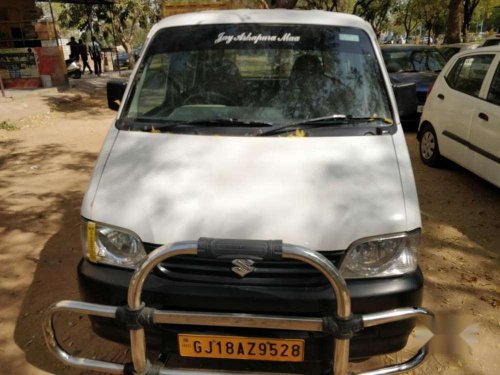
(419, 124), (442, 167)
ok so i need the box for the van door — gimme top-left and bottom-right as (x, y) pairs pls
(437, 54), (495, 168)
(469, 56), (500, 186)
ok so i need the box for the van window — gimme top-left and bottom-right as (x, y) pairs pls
(487, 62), (500, 105)
(120, 24), (392, 135)
(447, 54), (494, 97)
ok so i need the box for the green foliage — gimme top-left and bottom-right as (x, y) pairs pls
(297, 0), (352, 12)
(0, 121), (18, 131)
(353, 0), (393, 36)
(58, 0), (160, 66)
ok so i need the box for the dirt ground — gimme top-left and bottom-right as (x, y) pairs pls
(0, 80), (498, 375)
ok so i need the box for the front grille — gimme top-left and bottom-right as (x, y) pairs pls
(144, 243), (344, 287)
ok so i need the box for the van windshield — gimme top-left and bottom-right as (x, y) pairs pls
(120, 24), (392, 135)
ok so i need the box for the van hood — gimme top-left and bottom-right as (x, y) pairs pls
(88, 131), (408, 250)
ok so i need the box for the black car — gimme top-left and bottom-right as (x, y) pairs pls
(113, 51), (129, 69)
(381, 45), (446, 127)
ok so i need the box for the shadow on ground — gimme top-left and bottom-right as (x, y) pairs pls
(41, 76), (115, 116)
(12, 192), (129, 375)
(0, 139), (128, 374)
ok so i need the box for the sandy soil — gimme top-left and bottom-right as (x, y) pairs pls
(0, 80), (498, 375)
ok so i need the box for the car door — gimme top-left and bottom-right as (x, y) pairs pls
(468, 54), (500, 187)
(435, 53), (495, 168)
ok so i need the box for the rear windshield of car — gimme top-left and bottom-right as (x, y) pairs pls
(119, 23), (392, 135)
(483, 39), (500, 47)
(383, 48), (446, 73)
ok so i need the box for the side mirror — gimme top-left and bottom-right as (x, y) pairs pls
(392, 82), (417, 117)
(107, 79), (128, 111)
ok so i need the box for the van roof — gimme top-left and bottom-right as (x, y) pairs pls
(149, 9), (372, 37)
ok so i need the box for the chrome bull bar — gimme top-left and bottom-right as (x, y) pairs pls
(43, 239), (434, 375)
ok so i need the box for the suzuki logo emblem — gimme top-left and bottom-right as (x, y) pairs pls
(231, 259), (255, 277)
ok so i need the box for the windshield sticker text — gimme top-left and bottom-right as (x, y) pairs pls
(214, 32), (301, 45)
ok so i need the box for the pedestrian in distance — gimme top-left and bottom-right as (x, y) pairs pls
(89, 36), (102, 76)
(66, 36), (79, 62)
(79, 39), (93, 74)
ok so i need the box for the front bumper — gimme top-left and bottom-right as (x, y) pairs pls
(78, 258), (423, 368)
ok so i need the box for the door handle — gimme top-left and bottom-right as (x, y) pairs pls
(437, 94), (445, 100)
(478, 112), (489, 121)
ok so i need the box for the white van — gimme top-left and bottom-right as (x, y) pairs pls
(76, 9), (426, 374)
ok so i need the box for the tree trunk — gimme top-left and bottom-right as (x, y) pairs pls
(463, 0), (480, 43)
(463, 0), (469, 42)
(121, 40), (135, 69)
(445, 0), (462, 43)
(404, 11), (410, 40)
(271, 0), (298, 8)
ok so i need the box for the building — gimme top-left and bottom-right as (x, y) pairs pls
(0, 1), (66, 88)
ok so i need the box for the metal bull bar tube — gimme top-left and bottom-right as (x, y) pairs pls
(43, 239), (434, 375)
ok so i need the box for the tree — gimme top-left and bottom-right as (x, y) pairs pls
(299, 0), (340, 11)
(463, 0), (481, 41)
(415, 0), (446, 44)
(58, 0), (158, 68)
(297, 0), (354, 12)
(445, 0), (463, 43)
(353, 0), (394, 37)
(258, 0), (299, 8)
(395, 0), (419, 39)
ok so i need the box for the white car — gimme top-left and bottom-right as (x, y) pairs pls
(418, 46), (500, 187)
(55, 9), (430, 374)
(482, 34), (500, 47)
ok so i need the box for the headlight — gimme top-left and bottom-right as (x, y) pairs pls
(81, 220), (146, 268)
(340, 230), (420, 279)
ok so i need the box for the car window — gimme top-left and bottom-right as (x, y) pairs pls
(131, 53), (170, 114)
(446, 57), (464, 85)
(121, 24), (392, 136)
(382, 49), (445, 73)
(483, 39), (500, 47)
(487, 62), (500, 105)
(446, 54), (494, 97)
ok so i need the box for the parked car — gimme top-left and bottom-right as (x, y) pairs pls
(418, 46), (500, 187)
(132, 45), (142, 61)
(60, 10), (429, 375)
(439, 43), (480, 61)
(113, 50), (129, 69)
(382, 45), (447, 126)
(421, 36), (434, 45)
(482, 34), (500, 47)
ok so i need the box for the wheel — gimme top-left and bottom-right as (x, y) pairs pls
(419, 124), (442, 167)
(73, 70), (82, 79)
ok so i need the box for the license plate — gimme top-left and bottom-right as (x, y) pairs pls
(178, 334), (305, 362)
(417, 105), (424, 113)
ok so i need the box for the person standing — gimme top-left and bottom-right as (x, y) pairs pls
(89, 36), (102, 76)
(66, 37), (79, 62)
(79, 39), (92, 74)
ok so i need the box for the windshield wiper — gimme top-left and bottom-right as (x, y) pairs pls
(257, 115), (393, 136)
(119, 117), (274, 132)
